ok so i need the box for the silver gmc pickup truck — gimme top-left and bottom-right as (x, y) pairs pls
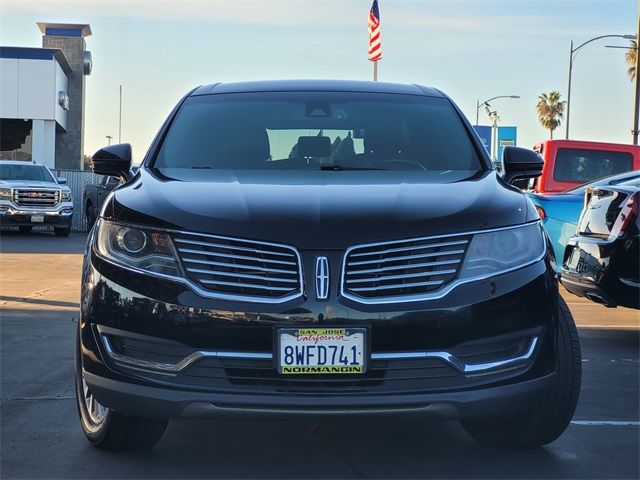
(0, 161), (74, 236)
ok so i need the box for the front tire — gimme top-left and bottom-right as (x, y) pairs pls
(19, 226), (32, 233)
(75, 327), (168, 451)
(461, 297), (581, 448)
(54, 227), (71, 237)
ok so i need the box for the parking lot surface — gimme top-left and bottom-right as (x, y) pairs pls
(1, 231), (638, 479)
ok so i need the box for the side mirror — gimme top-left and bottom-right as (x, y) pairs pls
(502, 146), (543, 186)
(91, 143), (132, 181)
(56, 176), (67, 185)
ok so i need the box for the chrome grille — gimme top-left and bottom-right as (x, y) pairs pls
(13, 189), (60, 207)
(342, 234), (471, 300)
(172, 232), (303, 302)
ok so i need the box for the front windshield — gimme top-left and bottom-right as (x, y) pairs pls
(153, 92), (483, 172)
(0, 164), (55, 182)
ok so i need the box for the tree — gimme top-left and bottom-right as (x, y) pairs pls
(626, 40), (637, 82)
(536, 91), (565, 139)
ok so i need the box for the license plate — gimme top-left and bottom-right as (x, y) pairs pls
(566, 248), (588, 273)
(31, 215), (44, 223)
(277, 327), (367, 375)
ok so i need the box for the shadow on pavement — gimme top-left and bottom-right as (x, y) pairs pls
(0, 295), (80, 309)
(0, 231), (87, 254)
(3, 397), (572, 479)
(1, 307), (639, 479)
(130, 416), (568, 479)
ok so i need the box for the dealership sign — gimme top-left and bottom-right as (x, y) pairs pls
(497, 126), (517, 161)
(472, 125), (517, 161)
(473, 125), (492, 154)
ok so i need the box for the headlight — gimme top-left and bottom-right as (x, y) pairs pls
(61, 190), (71, 201)
(459, 223), (545, 279)
(95, 219), (183, 277)
(0, 188), (11, 199)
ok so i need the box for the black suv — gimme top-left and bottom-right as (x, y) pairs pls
(77, 80), (581, 450)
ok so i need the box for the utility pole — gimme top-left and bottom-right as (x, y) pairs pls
(482, 103), (500, 162)
(118, 85), (122, 144)
(490, 112), (499, 162)
(566, 40), (573, 139)
(633, 9), (640, 145)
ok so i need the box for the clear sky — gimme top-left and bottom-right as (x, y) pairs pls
(1, 0), (637, 163)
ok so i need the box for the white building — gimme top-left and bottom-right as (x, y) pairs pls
(0, 23), (92, 169)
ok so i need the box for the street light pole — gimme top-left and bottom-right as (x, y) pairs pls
(106, 135), (113, 146)
(475, 95), (520, 126)
(566, 40), (574, 141)
(565, 33), (637, 140)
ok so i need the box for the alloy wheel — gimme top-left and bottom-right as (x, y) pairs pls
(81, 375), (108, 425)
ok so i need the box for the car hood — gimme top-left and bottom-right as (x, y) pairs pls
(0, 180), (62, 189)
(106, 168), (531, 249)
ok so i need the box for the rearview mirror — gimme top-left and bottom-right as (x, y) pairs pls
(91, 143), (132, 181)
(501, 146), (543, 186)
(56, 176), (67, 185)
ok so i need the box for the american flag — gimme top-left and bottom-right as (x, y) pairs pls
(368, 0), (382, 62)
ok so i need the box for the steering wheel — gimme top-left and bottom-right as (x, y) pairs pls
(371, 158), (427, 171)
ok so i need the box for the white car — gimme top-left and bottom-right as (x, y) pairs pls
(0, 161), (74, 236)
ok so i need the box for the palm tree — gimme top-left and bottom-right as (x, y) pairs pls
(536, 91), (565, 139)
(626, 40), (637, 82)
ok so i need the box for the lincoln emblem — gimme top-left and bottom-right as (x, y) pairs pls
(315, 256), (329, 300)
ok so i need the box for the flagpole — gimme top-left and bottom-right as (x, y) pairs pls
(368, 0), (380, 82)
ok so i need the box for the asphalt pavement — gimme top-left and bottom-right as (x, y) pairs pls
(1, 231), (638, 479)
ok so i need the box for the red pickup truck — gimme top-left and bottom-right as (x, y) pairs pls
(531, 140), (640, 193)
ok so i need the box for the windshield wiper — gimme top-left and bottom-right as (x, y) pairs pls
(191, 166), (212, 169)
(319, 164), (383, 171)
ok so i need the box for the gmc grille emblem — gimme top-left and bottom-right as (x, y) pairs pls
(315, 256), (329, 300)
(27, 192), (45, 198)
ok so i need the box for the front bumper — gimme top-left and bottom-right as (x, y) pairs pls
(84, 369), (556, 419)
(0, 204), (73, 228)
(80, 245), (560, 419)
